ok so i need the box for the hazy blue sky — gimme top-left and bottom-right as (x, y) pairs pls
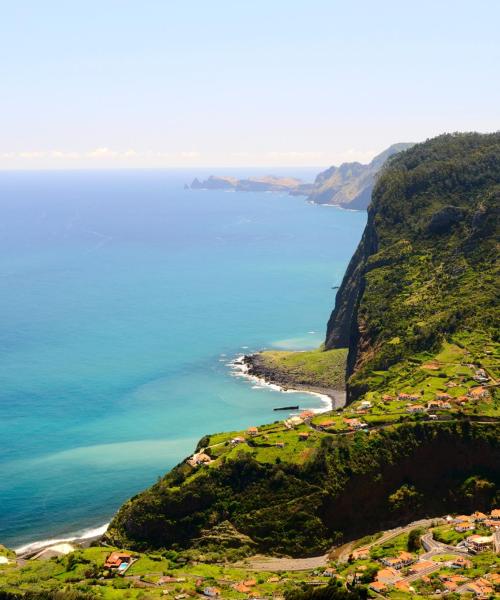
(1, 0), (499, 169)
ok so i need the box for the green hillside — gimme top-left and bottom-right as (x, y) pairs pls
(325, 132), (499, 400)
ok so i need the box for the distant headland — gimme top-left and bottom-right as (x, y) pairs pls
(187, 142), (414, 210)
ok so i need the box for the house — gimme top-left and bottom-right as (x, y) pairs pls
(233, 583), (252, 593)
(452, 514), (473, 524)
(299, 410), (315, 420)
(359, 400), (372, 409)
(275, 441), (285, 448)
(486, 573), (500, 585)
(381, 551), (414, 569)
(393, 580), (411, 592)
(382, 394), (394, 402)
(230, 436), (245, 445)
(443, 580), (458, 592)
(406, 404), (426, 413)
(323, 567), (336, 577)
(284, 416), (303, 428)
(376, 567), (401, 584)
(462, 578), (494, 598)
(247, 426), (259, 436)
(104, 551), (133, 571)
(483, 519), (499, 529)
(472, 510), (488, 523)
(468, 386), (489, 400)
(187, 452), (212, 467)
(243, 579), (257, 587)
(490, 508), (500, 520)
(203, 588), (221, 598)
(436, 392), (452, 401)
(298, 432), (310, 441)
(352, 547), (369, 560)
(440, 574), (468, 585)
(344, 418), (367, 430)
(398, 392), (420, 401)
(317, 419), (334, 430)
(267, 576), (280, 583)
(455, 521), (475, 533)
(466, 534), (493, 553)
(474, 368), (489, 383)
(451, 556), (472, 569)
(407, 560), (435, 575)
(369, 581), (387, 593)
(427, 399), (451, 410)
(429, 414), (438, 420)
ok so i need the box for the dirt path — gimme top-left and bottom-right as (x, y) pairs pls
(241, 553), (329, 572)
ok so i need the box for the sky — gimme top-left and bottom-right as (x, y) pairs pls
(1, 0), (499, 170)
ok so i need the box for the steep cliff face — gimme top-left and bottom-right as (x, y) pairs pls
(325, 132), (500, 401)
(325, 207), (377, 360)
(106, 422), (499, 556)
(307, 143), (413, 208)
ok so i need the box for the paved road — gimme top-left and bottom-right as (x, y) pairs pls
(336, 518), (445, 563)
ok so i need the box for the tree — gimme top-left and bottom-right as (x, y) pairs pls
(407, 528), (423, 552)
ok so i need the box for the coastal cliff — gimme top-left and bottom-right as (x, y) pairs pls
(325, 132), (500, 401)
(307, 143), (413, 208)
(105, 133), (500, 557)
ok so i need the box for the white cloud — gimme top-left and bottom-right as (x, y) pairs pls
(87, 147), (118, 158)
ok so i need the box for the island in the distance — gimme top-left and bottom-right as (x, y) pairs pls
(188, 142), (413, 210)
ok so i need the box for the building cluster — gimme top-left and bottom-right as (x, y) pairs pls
(367, 509), (499, 597)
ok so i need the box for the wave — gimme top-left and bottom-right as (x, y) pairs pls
(229, 354), (332, 413)
(15, 522), (109, 555)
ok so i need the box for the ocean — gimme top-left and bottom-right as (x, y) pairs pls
(0, 169), (366, 550)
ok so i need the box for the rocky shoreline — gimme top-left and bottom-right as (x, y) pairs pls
(239, 353), (346, 410)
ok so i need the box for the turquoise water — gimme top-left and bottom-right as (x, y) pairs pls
(0, 170), (366, 549)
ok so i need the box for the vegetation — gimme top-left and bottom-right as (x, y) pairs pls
(254, 347), (347, 390)
(285, 579), (367, 600)
(2, 515), (499, 599)
(105, 420), (499, 555)
(325, 132), (499, 400)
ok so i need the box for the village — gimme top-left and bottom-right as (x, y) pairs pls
(2, 509), (498, 599)
(183, 340), (498, 472)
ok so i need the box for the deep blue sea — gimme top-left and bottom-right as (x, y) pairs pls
(0, 169), (366, 550)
